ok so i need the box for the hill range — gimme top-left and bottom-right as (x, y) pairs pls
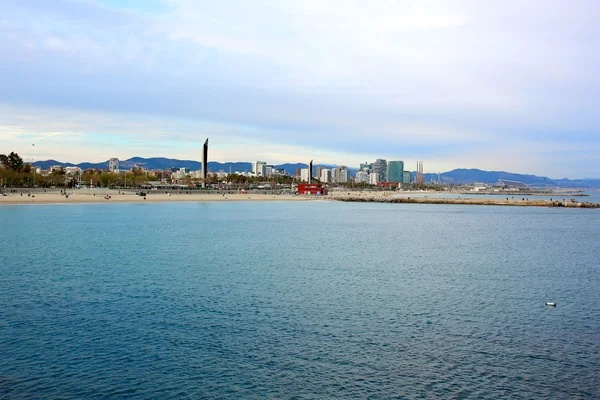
(32, 157), (600, 189)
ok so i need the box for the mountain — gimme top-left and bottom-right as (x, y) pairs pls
(418, 168), (600, 188)
(31, 159), (600, 188)
(429, 168), (553, 185)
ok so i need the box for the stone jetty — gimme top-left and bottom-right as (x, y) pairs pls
(328, 192), (600, 208)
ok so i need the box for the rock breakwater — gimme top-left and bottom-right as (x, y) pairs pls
(329, 192), (600, 208)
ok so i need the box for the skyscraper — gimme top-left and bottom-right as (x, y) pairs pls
(253, 161), (267, 176)
(355, 171), (369, 183)
(403, 171), (411, 184)
(369, 173), (380, 185)
(415, 161), (424, 184)
(316, 165), (324, 180)
(373, 159), (387, 182)
(201, 138), (208, 187)
(387, 161), (404, 183)
(331, 167), (339, 183)
(300, 168), (310, 182)
(338, 166), (349, 183)
(359, 162), (373, 173)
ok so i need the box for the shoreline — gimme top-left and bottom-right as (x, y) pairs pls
(1, 190), (598, 208)
(0, 192), (315, 205)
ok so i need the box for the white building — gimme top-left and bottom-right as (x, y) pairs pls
(331, 167), (339, 183)
(355, 171), (369, 183)
(338, 167), (349, 183)
(320, 169), (331, 183)
(300, 168), (310, 182)
(370, 173), (380, 185)
(253, 161), (267, 177)
(109, 158), (119, 173)
(173, 168), (190, 180)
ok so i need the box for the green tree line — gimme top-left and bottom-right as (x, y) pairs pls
(0, 152), (160, 188)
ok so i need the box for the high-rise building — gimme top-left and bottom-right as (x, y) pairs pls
(355, 171), (369, 183)
(387, 161), (404, 183)
(108, 158), (119, 173)
(359, 162), (373, 173)
(415, 161), (424, 184)
(296, 168), (301, 177)
(338, 166), (349, 183)
(373, 159), (387, 182)
(320, 169), (331, 183)
(253, 161), (267, 177)
(331, 167), (339, 183)
(316, 165), (324, 180)
(370, 173), (380, 185)
(300, 168), (310, 182)
(403, 171), (412, 184)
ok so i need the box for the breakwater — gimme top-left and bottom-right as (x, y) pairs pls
(331, 193), (600, 208)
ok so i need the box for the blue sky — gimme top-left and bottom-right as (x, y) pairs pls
(1, 0), (599, 178)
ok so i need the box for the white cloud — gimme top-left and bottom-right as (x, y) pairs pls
(44, 37), (68, 51)
(0, 0), (599, 177)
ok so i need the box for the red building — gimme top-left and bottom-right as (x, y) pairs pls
(377, 182), (400, 189)
(298, 183), (327, 195)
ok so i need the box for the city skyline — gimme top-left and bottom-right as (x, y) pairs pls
(1, 0), (599, 178)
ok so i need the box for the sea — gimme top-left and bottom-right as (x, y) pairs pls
(1, 201), (599, 399)
(392, 190), (600, 203)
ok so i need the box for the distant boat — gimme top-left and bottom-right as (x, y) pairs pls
(545, 302), (556, 307)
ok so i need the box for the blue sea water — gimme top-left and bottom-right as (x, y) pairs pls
(393, 191), (600, 203)
(1, 202), (599, 399)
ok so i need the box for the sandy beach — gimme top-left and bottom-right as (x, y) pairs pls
(0, 191), (315, 205)
(2, 189), (598, 208)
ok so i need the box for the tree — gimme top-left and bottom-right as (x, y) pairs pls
(0, 152), (24, 171)
(8, 152), (24, 171)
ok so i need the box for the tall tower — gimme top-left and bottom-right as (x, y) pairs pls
(309, 160), (313, 184)
(415, 161), (425, 184)
(201, 138), (209, 187)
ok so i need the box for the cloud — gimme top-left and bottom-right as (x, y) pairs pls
(0, 0), (599, 177)
(44, 37), (68, 51)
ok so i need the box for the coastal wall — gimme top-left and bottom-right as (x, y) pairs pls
(329, 192), (600, 208)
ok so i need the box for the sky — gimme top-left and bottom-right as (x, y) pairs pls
(1, 0), (599, 178)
